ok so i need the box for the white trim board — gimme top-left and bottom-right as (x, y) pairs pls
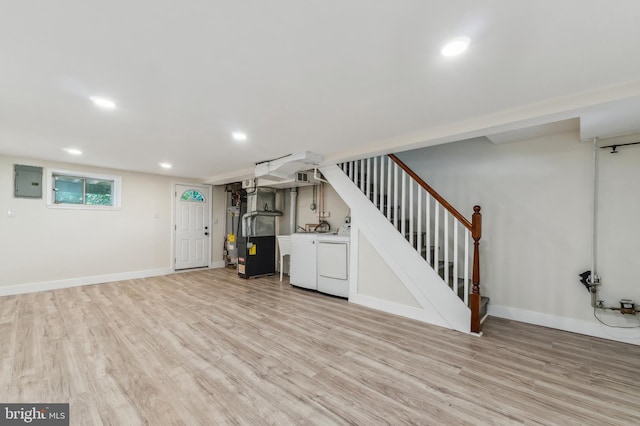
(350, 294), (451, 330)
(0, 268), (173, 297)
(0, 262), (228, 297)
(489, 304), (640, 346)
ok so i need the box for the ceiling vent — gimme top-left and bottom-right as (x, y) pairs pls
(254, 151), (323, 181)
(242, 170), (323, 190)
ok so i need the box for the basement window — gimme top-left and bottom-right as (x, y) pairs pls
(46, 169), (122, 209)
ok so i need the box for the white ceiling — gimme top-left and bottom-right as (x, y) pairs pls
(2, 1), (640, 182)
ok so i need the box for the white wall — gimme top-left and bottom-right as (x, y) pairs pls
(396, 132), (640, 343)
(357, 231), (420, 308)
(272, 184), (350, 235)
(0, 155), (224, 293)
(596, 143), (640, 309)
(295, 184), (350, 232)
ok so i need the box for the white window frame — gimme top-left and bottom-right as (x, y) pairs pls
(46, 168), (122, 210)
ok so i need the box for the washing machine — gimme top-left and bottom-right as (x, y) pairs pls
(317, 234), (350, 298)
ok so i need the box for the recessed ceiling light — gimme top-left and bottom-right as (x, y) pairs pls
(89, 96), (117, 110)
(64, 148), (82, 155)
(159, 162), (172, 169)
(232, 132), (248, 142)
(441, 37), (471, 57)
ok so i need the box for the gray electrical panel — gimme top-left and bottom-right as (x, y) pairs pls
(14, 164), (43, 198)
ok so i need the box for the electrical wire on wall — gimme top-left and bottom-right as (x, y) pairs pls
(593, 307), (640, 329)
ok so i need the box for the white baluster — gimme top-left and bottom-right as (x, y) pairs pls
(366, 157), (371, 199)
(434, 203), (439, 275)
(453, 220), (459, 298)
(426, 194), (431, 266)
(379, 156), (385, 215)
(444, 211), (449, 285)
(373, 156), (378, 209)
(409, 180), (414, 248)
(464, 228), (470, 306)
(353, 160), (358, 187)
(401, 170), (406, 237)
(393, 163), (399, 228)
(387, 157), (392, 221)
(417, 188), (422, 258)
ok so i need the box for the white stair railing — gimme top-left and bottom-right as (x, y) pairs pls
(338, 155), (482, 327)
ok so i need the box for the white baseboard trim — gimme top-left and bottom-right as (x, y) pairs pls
(489, 304), (640, 346)
(349, 293), (455, 332)
(0, 267), (174, 297)
(210, 261), (226, 269)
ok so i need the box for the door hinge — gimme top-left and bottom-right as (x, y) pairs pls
(175, 224), (177, 230)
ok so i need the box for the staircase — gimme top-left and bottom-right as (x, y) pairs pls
(321, 154), (487, 333)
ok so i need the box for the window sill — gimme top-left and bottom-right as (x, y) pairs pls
(46, 204), (121, 211)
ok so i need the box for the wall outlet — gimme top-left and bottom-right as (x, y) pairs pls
(7, 210), (15, 217)
(320, 211), (330, 218)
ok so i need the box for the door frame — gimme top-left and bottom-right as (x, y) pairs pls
(171, 182), (213, 271)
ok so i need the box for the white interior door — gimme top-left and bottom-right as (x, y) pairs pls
(175, 184), (210, 270)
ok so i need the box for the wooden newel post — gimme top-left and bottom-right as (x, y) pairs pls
(470, 205), (482, 333)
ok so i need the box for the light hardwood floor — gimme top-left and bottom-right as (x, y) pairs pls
(1, 268), (640, 425)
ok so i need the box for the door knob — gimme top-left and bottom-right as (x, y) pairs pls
(204, 232), (209, 236)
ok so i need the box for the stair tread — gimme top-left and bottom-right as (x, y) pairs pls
(461, 295), (489, 305)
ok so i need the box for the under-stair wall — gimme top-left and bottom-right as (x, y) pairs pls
(321, 163), (472, 334)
